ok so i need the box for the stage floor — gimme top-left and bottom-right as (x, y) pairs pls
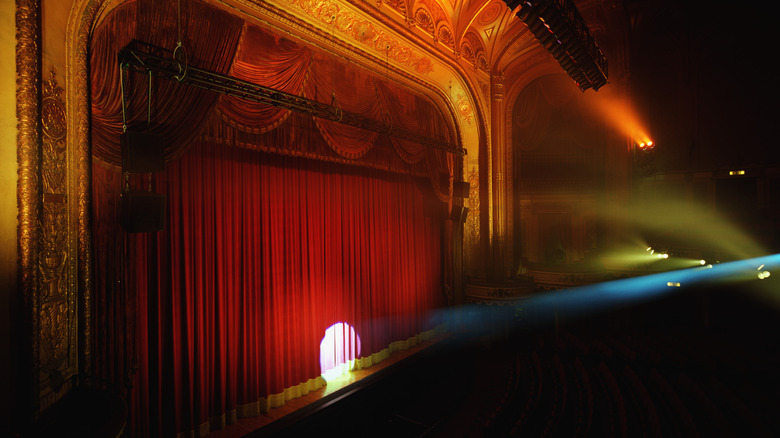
(207, 333), (450, 438)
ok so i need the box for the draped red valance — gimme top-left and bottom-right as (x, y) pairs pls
(217, 25), (312, 134)
(91, 0), (244, 164)
(90, 0), (457, 198)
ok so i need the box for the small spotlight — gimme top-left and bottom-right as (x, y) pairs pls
(758, 271), (771, 280)
(699, 260), (706, 265)
(657, 253), (669, 259)
(729, 170), (746, 176)
(646, 141), (653, 146)
(667, 282), (681, 287)
(758, 264), (765, 270)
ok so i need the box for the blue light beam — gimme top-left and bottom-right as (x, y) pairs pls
(433, 253), (780, 332)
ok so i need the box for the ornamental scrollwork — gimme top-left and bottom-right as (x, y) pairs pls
(465, 166), (481, 276)
(38, 68), (75, 401)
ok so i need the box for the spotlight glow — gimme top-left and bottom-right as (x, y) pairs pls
(320, 322), (361, 382)
(580, 87), (653, 149)
(637, 140), (654, 150)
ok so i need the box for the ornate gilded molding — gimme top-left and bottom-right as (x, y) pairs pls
(16, 0), (43, 419)
(282, 0), (435, 75)
(491, 70), (504, 101)
(38, 68), (77, 409)
(465, 166), (481, 277)
(68, 0), (102, 381)
(14, 0), (101, 421)
(17, 9), (77, 409)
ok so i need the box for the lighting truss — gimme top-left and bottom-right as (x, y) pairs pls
(118, 40), (466, 156)
(503, 0), (608, 91)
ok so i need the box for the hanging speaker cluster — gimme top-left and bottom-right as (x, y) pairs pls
(502, 0), (608, 91)
(120, 131), (165, 233)
(454, 181), (470, 199)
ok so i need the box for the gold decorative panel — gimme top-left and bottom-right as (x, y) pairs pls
(284, 0), (436, 74)
(465, 166), (481, 276)
(38, 69), (77, 411)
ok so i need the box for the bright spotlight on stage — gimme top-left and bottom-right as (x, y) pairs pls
(320, 322), (361, 382)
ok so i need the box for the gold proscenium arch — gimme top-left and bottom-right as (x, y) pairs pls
(16, 0), (622, 421)
(21, 0), (487, 415)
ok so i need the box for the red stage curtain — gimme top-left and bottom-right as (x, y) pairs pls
(90, 0), (243, 165)
(304, 53), (382, 159)
(90, 4), (451, 436)
(216, 25), (313, 134)
(92, 142), (444, 436)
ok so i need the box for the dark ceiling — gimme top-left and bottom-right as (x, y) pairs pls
(626, 0), (779, 172)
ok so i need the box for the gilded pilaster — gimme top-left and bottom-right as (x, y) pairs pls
(67, 0), (101, 381)
(38, 68), (76, 411)
(17, 0), (87, 420)
(16, 0), (43, 419)
(490, 70), (508, 279)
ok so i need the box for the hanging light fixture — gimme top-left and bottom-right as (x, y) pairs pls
(502, 0), (608, 91)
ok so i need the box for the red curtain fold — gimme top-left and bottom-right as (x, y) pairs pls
(216, 25), (313, 134)
(90, 0), (243, 165)
(91, 1), (456, 178)
(92, 143), (444, 436)
(304, 53), (383, 159)
(374, 80), (428, 164)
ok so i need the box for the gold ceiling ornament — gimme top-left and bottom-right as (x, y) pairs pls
(476, 2), (504, 25)
(456, 93), (474, 125)
(414, 7), (435, 34)
(284, 0), (436, 74)
(380, 0), (407, 16)
(437, 23), (455, 50)
(459, 30), (492, 74)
